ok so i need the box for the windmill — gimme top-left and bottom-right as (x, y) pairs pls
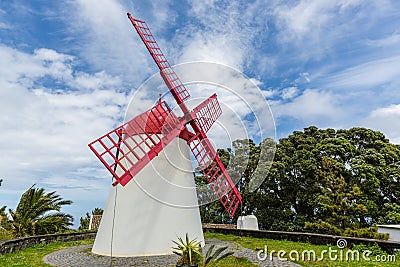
(88, 13), (242, 257)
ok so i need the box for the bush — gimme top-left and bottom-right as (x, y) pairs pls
(352, 243), (386, 256)
(0, 229), (15, 240)
(344, 226), (389, 240)
(304, 220), (342, 235)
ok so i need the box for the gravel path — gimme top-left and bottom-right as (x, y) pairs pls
(43, 239), (301, 267)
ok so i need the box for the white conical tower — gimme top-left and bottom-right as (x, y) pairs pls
(92, 137), (204, 257)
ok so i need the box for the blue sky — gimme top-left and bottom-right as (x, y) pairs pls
(1, 0), (400, 227)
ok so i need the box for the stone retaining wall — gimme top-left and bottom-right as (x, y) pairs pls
(203, 226), (400, 254)
(0, 232), (96, 255)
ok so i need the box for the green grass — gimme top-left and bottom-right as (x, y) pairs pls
(1, 233), (398, 266)
(0, 237), (256, 267)
(0, 239), (93, 267)
(204, 232), (399, 267)
(205, 255), (257, 266)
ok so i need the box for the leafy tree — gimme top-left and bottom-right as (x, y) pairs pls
(272, 127), (400, 236)
(5, 185), (73, 237)
(198, 138), (277, 226)
(199, 126), (400, 238)
(380, 203), (400, 224)
(259, 126), (325, 230)
(0, 206), (12, 230)
(305, 157), (367, 235)
(79, 208), (103, 230)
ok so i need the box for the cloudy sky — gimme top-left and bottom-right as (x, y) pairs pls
(1, 0), (400, 227)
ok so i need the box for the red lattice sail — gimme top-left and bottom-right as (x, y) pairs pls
(128, 14), (190, 105)
(88, 100), (186, 186)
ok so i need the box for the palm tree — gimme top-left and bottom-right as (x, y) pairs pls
(7, 185), (73, 237)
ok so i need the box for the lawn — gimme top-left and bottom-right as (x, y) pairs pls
(0, 239), (93, 267)
(0, 233), (398, 266)
(0, 237), (256, 267)
(204, 232), (400, 267)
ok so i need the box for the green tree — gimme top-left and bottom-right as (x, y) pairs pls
(199, 126), (400, 238)
(6, 185), (73, 237)
(0, 206), (12, 230)
(261, 126), (326, 230)
(198, 138), (277, 226)
(305, 157), (367, 235)
(266, 126), (400, 236)
(79, 208), (103, 230)
(381, 203), (400, 224)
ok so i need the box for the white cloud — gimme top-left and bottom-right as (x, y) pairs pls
(0, 45), (127, 219)
(298, 72), (311, 83)
(173, 1), (262, 71)
(363, 104), (400, 144)
(178, 32), (246, 70)
(274, 0), (387, 42)
(325, 55), (400, 89)
(271, 0), (393, 61)
(72, 71), (122, 90)
(0, 8), (11, 29)
(281, 86), (298, 99)
(274, 1), (334, 39)
(64, 0), (152, 83)
(261, 90), (275, 98)
(273, 89), (342, 123)
(367, 32), (400, 48)
(0, 46), (56, 84)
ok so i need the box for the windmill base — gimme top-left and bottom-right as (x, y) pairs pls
(92, 138), (204, 257)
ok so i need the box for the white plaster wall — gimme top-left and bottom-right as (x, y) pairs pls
(92, 138), (204, 257)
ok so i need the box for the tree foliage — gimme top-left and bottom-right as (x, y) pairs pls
(79, 208), (103, 230)
(199, 126), (400, 239)
(1, 185), (73, 237)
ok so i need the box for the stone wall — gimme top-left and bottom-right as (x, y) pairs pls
(203, 226), (400, 254)
(0, 232), (96, 255)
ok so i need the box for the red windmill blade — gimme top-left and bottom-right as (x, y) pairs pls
(88, 14), (242, 218)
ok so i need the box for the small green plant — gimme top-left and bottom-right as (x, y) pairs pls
(201, 244), (233, 266)
(172, 233), (235, 267)
(352, 242), (387, 256)
(172, 233), (202, 266)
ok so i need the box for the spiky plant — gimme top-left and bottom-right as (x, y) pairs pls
(172, 233), (203, 266)
(201, 244), (233, 266)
